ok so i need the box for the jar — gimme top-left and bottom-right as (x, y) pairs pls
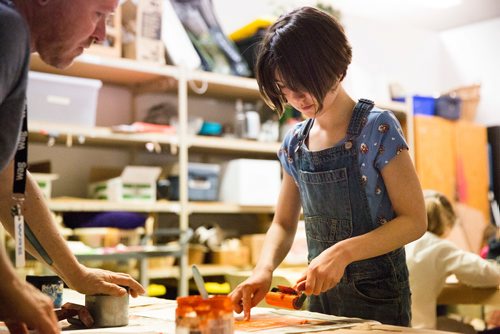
(26, 275), (64, 308)
(176, 295), (234, 334)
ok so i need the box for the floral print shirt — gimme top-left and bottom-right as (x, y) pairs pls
(278, 107), (408, 223)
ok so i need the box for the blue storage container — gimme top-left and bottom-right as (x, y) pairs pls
(392, 96), (436, 116)
(413, 96), (436, 116)
(168, 163), (220, 201)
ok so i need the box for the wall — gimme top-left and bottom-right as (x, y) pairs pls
(213, 0), (444, 101)
(342, 14), (442, 100)
(214, 0), (498, 125)
(440, 18), (500, 126)
(32, 2), (499, 197)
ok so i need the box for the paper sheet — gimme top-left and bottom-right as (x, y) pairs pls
(234, 308), (378, 334)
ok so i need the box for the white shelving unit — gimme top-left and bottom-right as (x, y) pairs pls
(29, 53), (281, 296)
(29, 53), (411, 296)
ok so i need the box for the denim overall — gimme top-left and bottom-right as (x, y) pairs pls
(294, 99), (411, 326)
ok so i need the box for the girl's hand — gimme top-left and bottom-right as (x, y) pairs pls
(294, 245), (349, 295)
(66, 264), (145, 298)
(229, 269), (273, 321)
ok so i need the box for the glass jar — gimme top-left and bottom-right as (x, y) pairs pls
(176, 295), (234, 334)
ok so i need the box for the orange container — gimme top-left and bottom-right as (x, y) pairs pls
(176, 295), (234, 333)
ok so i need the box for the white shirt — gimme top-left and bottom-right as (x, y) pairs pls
(405, 232), (500, 329)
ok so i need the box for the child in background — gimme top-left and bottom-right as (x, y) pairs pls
(229, 6), (427, 326)
(406, 190), (500, 330)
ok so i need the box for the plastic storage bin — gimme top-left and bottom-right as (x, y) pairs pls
(27, 71), (102, 126)
(393, 95), (436, 116)
(168, 163), (221, 201)
(412, 95), (436, 116)
(219, 159), (281, 206)
(436, 95), (461, 120)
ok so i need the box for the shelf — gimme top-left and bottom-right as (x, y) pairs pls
(148, 264), (244, 280)
(30, 53), (261, 100)
(29, 121), (177, 149)
(30, 53), (178, 88)
(29, 121), (281, 155)
(187, 68), (260, 100)
(188, 202), (275, 214)
(74, 244), (183, 261)
(189, 136), (280, 155)
(47, 198), (276, 214)
(376, 101), (408, 120)
(48, 197), (181, 213)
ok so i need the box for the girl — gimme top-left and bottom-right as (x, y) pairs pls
(229, 6), (427, 326)
(406, 190), (500, 329)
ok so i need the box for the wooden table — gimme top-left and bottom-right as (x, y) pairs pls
(316, 324), (458, 333)
(437, 282), (499, 306)
(0, 289), (459, 334)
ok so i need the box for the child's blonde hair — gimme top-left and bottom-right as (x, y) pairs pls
(423, 190), (456, 237)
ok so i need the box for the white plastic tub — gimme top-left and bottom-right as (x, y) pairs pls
(27, 71), (102, 127)
(219, 159), (281, 206)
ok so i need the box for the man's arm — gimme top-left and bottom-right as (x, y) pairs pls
(0, 160), (145, 296)
(0, 239), (59, 333)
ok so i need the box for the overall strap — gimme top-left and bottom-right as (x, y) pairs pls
(347, 98), (374, 136)
(294, 117), (315, 153)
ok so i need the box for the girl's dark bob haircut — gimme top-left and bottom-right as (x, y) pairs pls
(255, 6), (352, 117)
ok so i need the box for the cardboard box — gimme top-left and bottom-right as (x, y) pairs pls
(88, 166), (162, 202)
(212, 245), (250, 267)
(219, 159), (281, 205)
(31, 173), (59, 199)
(86, 5), (122, 58)
(73, 227), (144, 248)
(241, 234), (266, 265)
(121, 0), (165, 64)
(188, 244), (207, 265)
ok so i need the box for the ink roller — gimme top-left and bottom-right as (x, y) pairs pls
(264, 285), (306, 310)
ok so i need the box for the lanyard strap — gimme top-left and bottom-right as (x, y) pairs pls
(13, 104), (28, 198)
(11, 104), (53, 266)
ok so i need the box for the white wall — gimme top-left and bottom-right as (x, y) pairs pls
(213, 0), (444, 102)
(342, 14), (442, 101)
(213, 1), (498, 125)
(440, 18), (500, 126)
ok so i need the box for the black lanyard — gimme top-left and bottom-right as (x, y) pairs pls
(13, 105), (28, 197)
(11, 103), (53, 266)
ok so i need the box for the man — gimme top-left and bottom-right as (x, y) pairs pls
(0, 1), (146, 333)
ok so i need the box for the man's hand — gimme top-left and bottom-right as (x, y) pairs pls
(66, 265), (145, 298)
(0, 279), (59, 334)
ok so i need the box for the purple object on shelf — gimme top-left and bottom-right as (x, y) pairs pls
(62, 212), (146, 230)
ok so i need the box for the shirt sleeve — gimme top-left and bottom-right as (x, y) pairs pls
(277, 121), (305, 181)
(438, 239), (500, 287)
(277, 127), (295, 177)
(373, 111), (409, 171)
(0, 6), (30, 172)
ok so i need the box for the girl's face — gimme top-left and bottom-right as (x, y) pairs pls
(276, 81), (317, 118)
(275, 77), (340, 118)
